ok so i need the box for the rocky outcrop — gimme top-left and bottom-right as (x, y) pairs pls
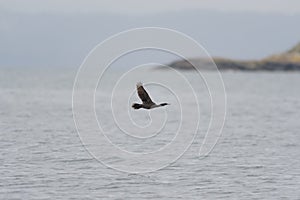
(166, 42), (300, 71)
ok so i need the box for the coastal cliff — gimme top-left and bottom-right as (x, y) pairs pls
(167, 42), (300, 71)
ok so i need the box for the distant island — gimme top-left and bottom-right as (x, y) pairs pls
(165, 42), (300, 71)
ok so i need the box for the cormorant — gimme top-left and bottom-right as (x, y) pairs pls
(132, 82), (169, 110)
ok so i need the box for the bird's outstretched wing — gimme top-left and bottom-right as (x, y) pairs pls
(136, 82), (154, 104)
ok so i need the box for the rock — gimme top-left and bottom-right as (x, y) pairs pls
(165, 42), (300, 71)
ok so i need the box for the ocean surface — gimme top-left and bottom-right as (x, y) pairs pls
(0, 67), (300, 199)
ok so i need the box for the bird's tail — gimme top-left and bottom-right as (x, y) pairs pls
(132, 103), (142, 109)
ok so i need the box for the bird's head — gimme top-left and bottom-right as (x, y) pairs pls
(160, 103), (169, 107)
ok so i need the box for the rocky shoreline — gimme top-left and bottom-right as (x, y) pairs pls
(165, 42), (300, 71)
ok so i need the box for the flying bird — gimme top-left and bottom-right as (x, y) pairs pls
(132, 82), (169, 110)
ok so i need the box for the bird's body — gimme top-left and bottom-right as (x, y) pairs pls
(132, 82), (169, 110)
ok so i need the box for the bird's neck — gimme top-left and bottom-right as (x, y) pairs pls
(150, 104), (161, 109)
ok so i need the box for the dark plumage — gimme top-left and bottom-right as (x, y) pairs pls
(132, 82), (169, 110)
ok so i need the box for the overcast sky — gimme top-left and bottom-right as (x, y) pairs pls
(1, 0), (300, 14)
(1, 0), (300, 67)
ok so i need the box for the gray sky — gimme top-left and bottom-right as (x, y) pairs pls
(1, 0), (300, 67)
(1, 0), (300, 14)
